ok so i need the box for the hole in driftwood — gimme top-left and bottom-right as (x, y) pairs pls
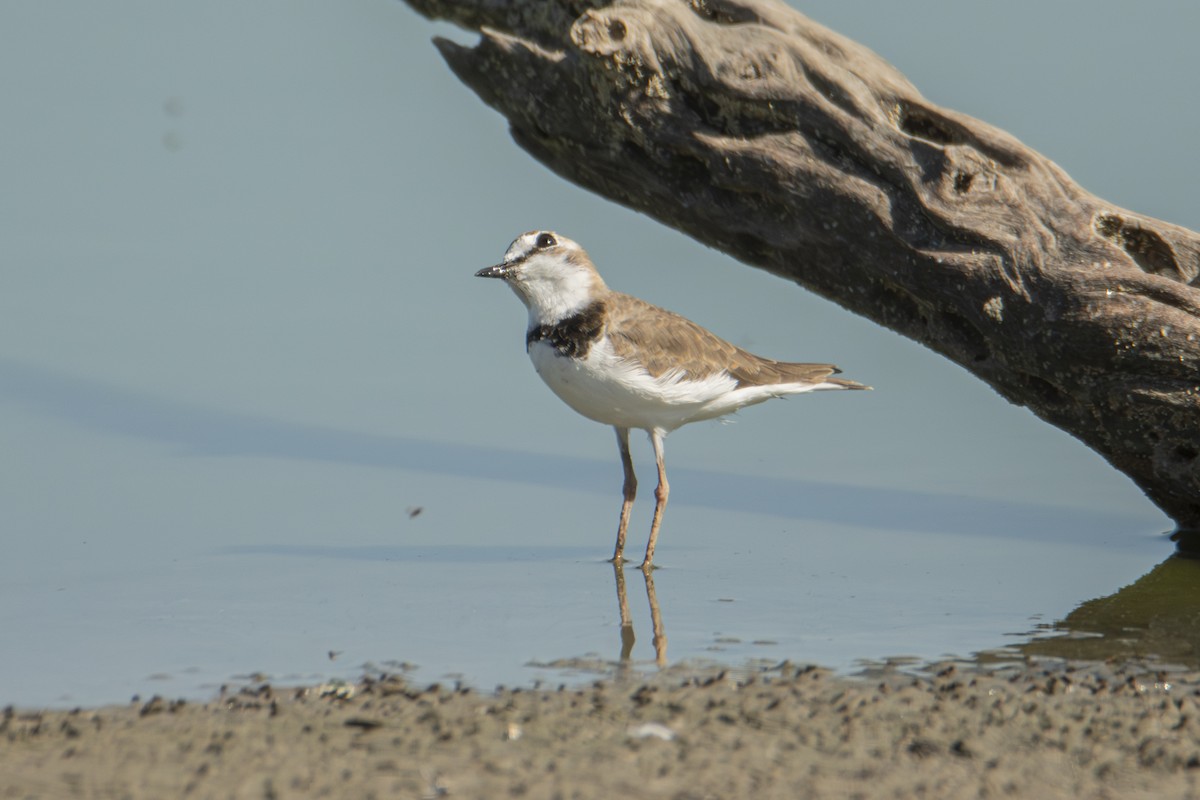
(678, 87), (727, 133)
(897, 103), (961, 146)
(953, 171), (974, 194)
(805, 68), (857, 116)
(607, 19), (626, 41)
(686, 0), (759, 25)
(1093, 213), (1181, 279)
(729, 231), (776, 267)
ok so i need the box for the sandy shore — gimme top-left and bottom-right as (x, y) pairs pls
(3, 660), (1198, 799)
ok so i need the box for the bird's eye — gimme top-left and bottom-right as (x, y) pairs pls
(535, 233), (556, 249)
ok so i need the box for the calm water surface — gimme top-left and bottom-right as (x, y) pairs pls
(0, 2), (1193, 707)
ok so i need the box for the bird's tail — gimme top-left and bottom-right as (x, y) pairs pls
(822, 375), (872, 391)
(762, 361), (871, 391)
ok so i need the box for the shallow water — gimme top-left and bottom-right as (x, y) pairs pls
(0, 358), (1173, 706)
(1, 1), (1193, 707)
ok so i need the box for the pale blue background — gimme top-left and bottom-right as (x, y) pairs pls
(0, 2), (1192, 706)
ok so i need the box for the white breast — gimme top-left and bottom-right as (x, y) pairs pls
(528, 337), (745, 432)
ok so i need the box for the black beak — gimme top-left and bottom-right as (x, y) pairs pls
(475, 263), (510, 279)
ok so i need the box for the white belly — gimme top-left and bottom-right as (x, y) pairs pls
(529, 338), (750, 432)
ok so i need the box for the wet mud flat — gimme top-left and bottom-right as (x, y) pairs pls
(2, 660), (1198, 799)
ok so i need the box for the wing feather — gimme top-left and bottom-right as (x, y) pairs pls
(603, 293), (866, 389)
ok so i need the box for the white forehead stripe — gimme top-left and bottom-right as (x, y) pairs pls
(503, 231), (551, 263)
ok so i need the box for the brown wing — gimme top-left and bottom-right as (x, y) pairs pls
(604, 293), (867, 389)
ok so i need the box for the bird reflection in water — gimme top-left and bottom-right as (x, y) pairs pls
(613, 562), (668, 669)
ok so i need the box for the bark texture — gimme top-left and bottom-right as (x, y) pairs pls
(405, 0), (1200, 529)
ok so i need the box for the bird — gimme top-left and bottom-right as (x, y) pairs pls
(475, 230), (869, 570)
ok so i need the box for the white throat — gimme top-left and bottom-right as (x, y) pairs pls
(514, 266), (598, 327)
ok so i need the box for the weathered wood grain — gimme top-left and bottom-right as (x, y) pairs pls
(404, 0), (1200, 530)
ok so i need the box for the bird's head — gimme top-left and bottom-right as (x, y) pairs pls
(476, 231), (607, 325)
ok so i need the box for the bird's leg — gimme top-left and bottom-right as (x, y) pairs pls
(612, 426), (636, 564)
(641, 428), (669, 571)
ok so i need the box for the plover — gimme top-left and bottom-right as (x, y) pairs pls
(476, 231), (869, 569)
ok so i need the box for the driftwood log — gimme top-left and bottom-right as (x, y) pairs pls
(404, 0), (1200, 531)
